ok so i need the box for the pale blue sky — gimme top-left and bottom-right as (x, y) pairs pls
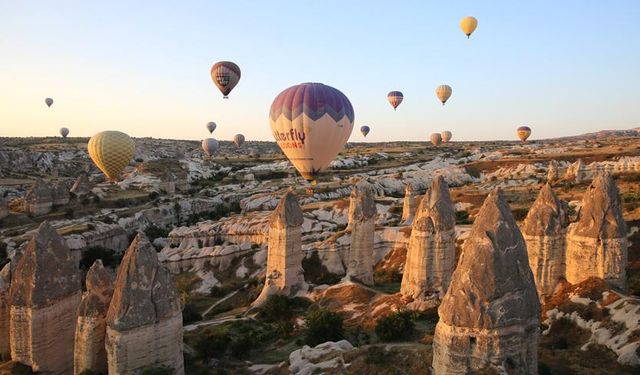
(1, 1), (639, 142)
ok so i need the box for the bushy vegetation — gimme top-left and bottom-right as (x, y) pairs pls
(304, 308), (344, 346)
(80, 246), (120, 270)
(140, 367), (174, 375)
(185, 202), (241, 226)
(144, 224), (169, 242)
(374, 267), (402, 284)
(182, 303), (202, 324)
(302, 251), (342, 285)
(375, 310), (415, 342)
(455, 210), (472, 225)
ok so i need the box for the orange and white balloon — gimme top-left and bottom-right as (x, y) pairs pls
(436, 85), (452, 105)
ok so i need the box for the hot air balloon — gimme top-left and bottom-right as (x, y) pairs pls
(387, 91), (403, 110)
(88, 131), (135, 181)
(360, 126), (370, 137)
(210, 61), (241, 98)
(270, 82), (354, 184)
(59, 127), (69, 138)
(202, 138), (219, 158)
(430, 133), (443, 147)
(233, 134), (245, 147)
(441, 130), (452, 143)
(436, 85), (452, 105)
(206, 122), (216, 133)
(460, 16), (478, 38)
(517, 126), (532, 142)
(45, 98), (53, 108)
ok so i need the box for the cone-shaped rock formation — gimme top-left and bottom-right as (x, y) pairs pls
(346, 180), (377, 285)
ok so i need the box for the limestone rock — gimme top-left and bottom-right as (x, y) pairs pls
(255, 191), (306, 305)
(160, 171), (176, 194)
(547, 160), (559, 183)
(105, 233), (184, 374)
(74, 260), (114, 375)
(23, 178), (53, 216)
(346, 180), (377, 285)
(70, 174), (93, 198)
(566, 173), (627, 289)
(433, 189), (540, 375)
(400, 183), (416, 225)
(51, 180), (70, 206)
(400, 175), (456, 307)
(9, 221), (81, 374)
(522, 184), (568, 298)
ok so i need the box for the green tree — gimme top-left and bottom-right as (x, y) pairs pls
(304, 308), (344, 346)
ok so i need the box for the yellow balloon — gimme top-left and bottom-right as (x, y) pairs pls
(460, 16), (478, 38)
(88, 131), (135, 181)
(436, 85), (452, 105)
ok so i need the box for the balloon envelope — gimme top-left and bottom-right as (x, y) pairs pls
(441, 130), (452, 143)
(436, 85), (452, 105)
(270, 82), (354, 182)
(202, 138), (219, 157)
(45, 98), (53, 107)
(430, 133), (442, 146)
(387, 91), (403, 110)
(360, 126), (370, 137)
(460, 16), (478, 38)
(517, 126), (532, 142)
(210, 61), (241, 98)
(88, 131), (135, 181)
(206, 122), (216, 133)
(233, 134), (245, 147)
(59, 127), (69, 138)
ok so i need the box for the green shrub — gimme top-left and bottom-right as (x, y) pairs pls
(144, 225), (169, 242)
(182, 303), (202, 324)
(195, 332), (230, 360)
(374, 268), (402, 284)
(302, 251), (342, 285)
(140, 366), (173, 375)
(80, 246), (119, 269)
(455, 210), (472, 225)
(375, 310), (415, 342)
(259, 295), (294, 322)
(304, 308), (344, 346)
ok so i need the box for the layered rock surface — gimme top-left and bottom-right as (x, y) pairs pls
(51, 180), (70, 206)
(346, 180), (377, 285)
(522, 183), (568, 298)
(433, 189), (541, 374)
(0, 195), (8, 220)
(69, 174), (93, 198)
(400, 183), (416, 225)
(400, 175), (456, 307)
(0, 263), (11, 357)
(565, 174), (627, 289)
(23, 178), (53, 215)
(105, 233), (184, 374)
(547, 160), (559, 183)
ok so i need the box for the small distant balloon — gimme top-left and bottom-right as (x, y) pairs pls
(460, 16), (478, 38)
(88, 131), (135, 181)
(45, 98), (53, 108)
(517, 126), (532, 142)
(441, 130), (452, 143)
(436, 85), (452, 105)
(430, 133), (443, 147)
(202, 138), (219, 157)
(210, 61), (241, 98)
(233, 134), (245, 147)
(59, 127), (69, 138)
(360, 126), (370, 137)
(206, 122), (216, 133)
(387, 91), (404, 110)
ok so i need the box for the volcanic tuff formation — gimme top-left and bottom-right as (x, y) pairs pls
(69, 174), (93, 198)
(255, 190), (306, 305)
(9, 221), (82, 374)
(400, 175), (456, 307)
(23, 178), (53, 215)
(401, 183), (416, 225)
(74, 260), (114, 375)
(0, 263), (11, 357)
(346, 180), (377, 285)
(52, 180), (70, 206)
(565, 173), (627, 289)
(0, 195), (9, 220)
(105, 233), (184, 374)
(522, 183), (568, 298)
(547, 160), (559, 183)
(432, 189), (541, 375)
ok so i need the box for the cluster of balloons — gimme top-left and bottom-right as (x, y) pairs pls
(44, 98), (72, 139)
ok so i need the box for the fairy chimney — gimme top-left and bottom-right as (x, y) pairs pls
(346, 180), (377, 285)
(23, 178), (53, 216)
(401, 183), (416, 225)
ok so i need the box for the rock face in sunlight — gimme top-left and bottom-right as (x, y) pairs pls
(69, 174), (93, 198)
(401, 183), (416, 225)
(400, 175), (456, 308)
(22, 178), (53, 216)
(566, 158), (586, 183)
(9, 221), (82, 374)
(346, 180), (377, 285)
(74, 260), (114, 375)
(547, 159), (559, 183)
(254, 190), (306, 305)
(566, 173), (627, 289)
(433, 189), (540, 375)
(522, 183), (568, 299)
(0, 263), (11, 357)
(105, 234), (184, 374)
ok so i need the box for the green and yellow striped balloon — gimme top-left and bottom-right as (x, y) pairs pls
(88, 131), (135, 181)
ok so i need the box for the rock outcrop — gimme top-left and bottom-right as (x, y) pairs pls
(23, 178), (53, 215)
(0, 263), (11, 358)
(566, 158), (586, 183)
(547, 160), (559, 183)
(70, 174), (93, 198)
(74, 260), (114, 375)
(400, 175), (456, 307)
(254, 191), (306, 305)
(432, 189), (540, 374)
(9, 221), (82, 374)
(105, 233), (184, 374)
(566, 174), (627, 289)
(522, 183), (568, 299)
(346, 180), (377, 285)
(0, 195), (8, 220)
(160, 171), (176, 194)
(401, 183), (416, 225)
(51, 180), (70, 206)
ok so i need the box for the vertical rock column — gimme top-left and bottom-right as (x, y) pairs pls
(9, 221), (82, 374)
(346, 181), (377, 286)
(432, 189), (540, 375)
(547, 160), (559, 183)
(105, 233), (184, 374)
(566, 173), (627, 289)
(400, 175), (456, 307)
(522, 183), (568, 299)
(74, 260), (114, 375)
(254, 191), (306, 305)
(0, 263), (11, 358)
(400, 183), (416, 225)
(22, 178), (53, 215)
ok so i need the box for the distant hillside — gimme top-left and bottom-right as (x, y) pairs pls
(554, 127), (640, 141)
